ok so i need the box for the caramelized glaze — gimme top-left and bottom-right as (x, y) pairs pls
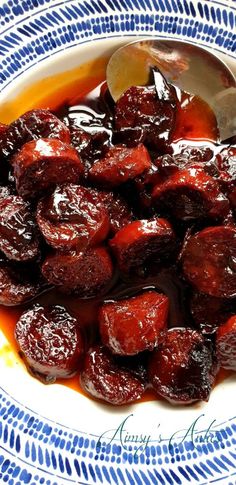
(0, 59), (232, 402)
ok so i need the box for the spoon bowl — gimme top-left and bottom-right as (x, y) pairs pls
(107, 39), (236, 140)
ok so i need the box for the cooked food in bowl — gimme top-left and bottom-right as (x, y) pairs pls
(0, 64), (235, 405)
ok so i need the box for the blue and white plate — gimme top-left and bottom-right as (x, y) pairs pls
(0, 1), (236, 484)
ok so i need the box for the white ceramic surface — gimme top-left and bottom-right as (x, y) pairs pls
(0, 1), (235, 484)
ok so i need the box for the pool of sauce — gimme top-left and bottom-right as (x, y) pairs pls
(0, 59), (233, 402)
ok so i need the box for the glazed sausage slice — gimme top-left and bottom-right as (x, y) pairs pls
(37, 184), (109, 250)
(99, 290), (168, 355)
(171, 140), (215, 165)
(69, 124), (92, 165)
(190, 291), (235, 334)
(0, 263), (44, 306)
(152, 167), (229, 221)
(42, 246), (114, 298)
(229, 186), (236, 208)
(216, 316), (236, 370)
(69, 124), (110, 173)
(0, 109), (70, 160)
(182, 226), (236, 298)
(109, 217), (176, 275)
(133, 164), (163, 209)
(216, 146), (236, 183)
(215, 146), (236, 212)
(0, 195), (39, 261)
(95, 190), (133, 234)
(114, 83), (177, 151)
(80, 345), (145, 405)
(12, 138), (84, 199)
(89, 144), (151, 187)
(148, 328), (218, 404)
(15, 304), (84, 381)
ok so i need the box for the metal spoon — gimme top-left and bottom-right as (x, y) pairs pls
(107, 39), (236, 140)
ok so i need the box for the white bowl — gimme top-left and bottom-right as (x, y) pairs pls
(0, 2), (235, 484)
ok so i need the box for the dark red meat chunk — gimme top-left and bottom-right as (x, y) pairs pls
(109, 217), (176, 275)
(0, 195), (39, 261)
(69, 124), (92, 163)
(0, 109), (70, 160)
(0, 124), (11, 183)
(153, 142), (220, 183)
(69, 124), (110, 172)
(95, 190), (133, 234)
(12, 138), (84, 199)
(115, 353), (148, 383)
(15, 304), (84, 381)
(133, 164), (163, 209)
(2, 75), (235, 404)
(158, 140), (216, 165)
(214, 146), (236, 197)
(154, 154), (183, 178)
(37, 184), (109, 250)
(182, 226), (236, 298)
(171, 140), (216, 164)
(216, 146), (236, 183)
(42, 246), (114, 297)
(148, 328), (218, 404)
(190, 291), (235, 334)
(89, 144), (151, 187)
(99, 290), (168, 355)
(229, 187), (236, 212)
(223, 209), (236, 226)
(0, 262), (45, 306)
(80, 345), (145, 405)
(216, 316), (236, 370)
(114, 84), (177, 151)
(152, 167), (229, 221)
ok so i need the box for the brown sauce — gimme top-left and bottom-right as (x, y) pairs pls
(0, 57), (232, 403)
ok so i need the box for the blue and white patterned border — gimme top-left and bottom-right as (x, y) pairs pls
(0, 388), (236, 485)
(0, 0), (235, 90)
(0, 1), (236, 483)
